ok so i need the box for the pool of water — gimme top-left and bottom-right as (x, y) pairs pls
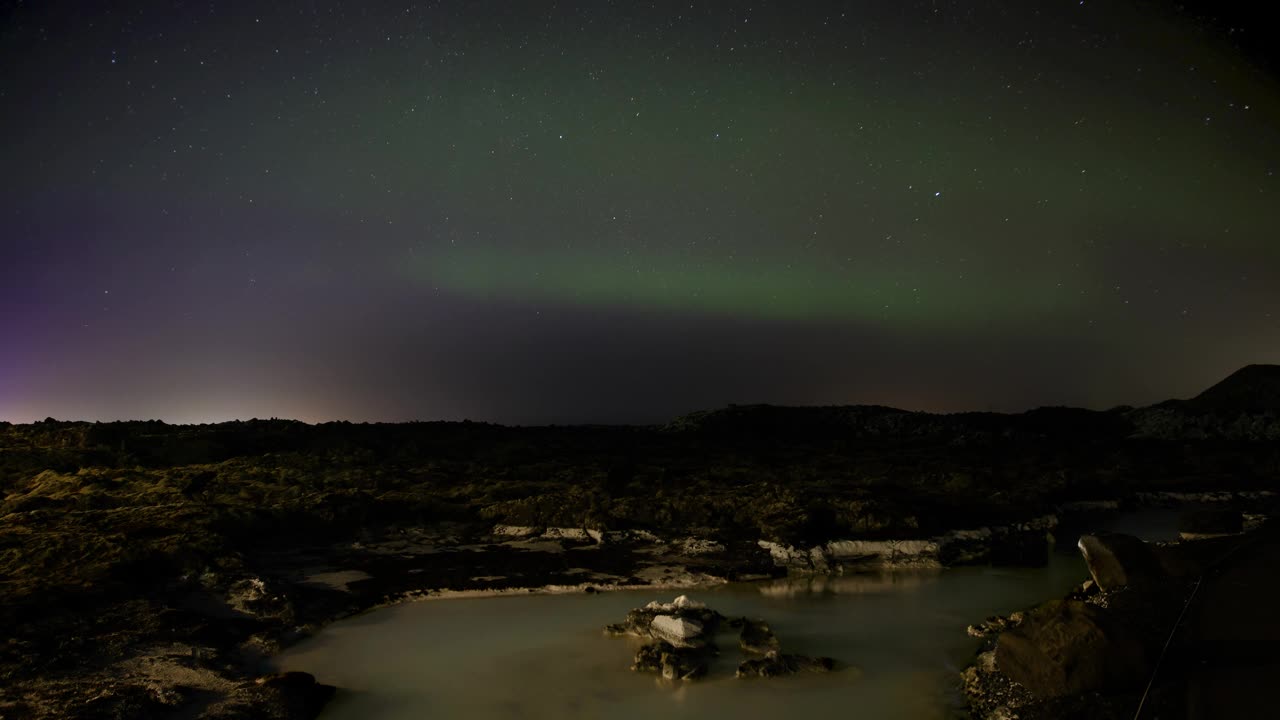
(272, 510), (1184, 720)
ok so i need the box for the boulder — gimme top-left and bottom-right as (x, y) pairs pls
(604, 596), (722, 641)
(1077, 533), (1166, 591)
(672, 594), (706, 610)
(632, 641), (709, 681)
(609, 597), (838, 681)
(736, 651), (836, 678)
(643, 595), (708, 613)
(737, 618), (780, 654)
(994, 599), (1148, 698)
(651, 614), (705, 646)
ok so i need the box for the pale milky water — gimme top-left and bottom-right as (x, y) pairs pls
(273, 510), (1184, 720)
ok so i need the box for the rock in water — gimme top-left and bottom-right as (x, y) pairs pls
(610, 597), (840, 681)
(738, 618), (780, 654)
(651, 614), (705, 646)
(1077, 533), (1166, 591)
(671, 594), (706, 610)
(632, 641), (709, 681)
(736, 651), (836, 678)
(995, 599), (1148, 698)
(604, 597), (723, 642)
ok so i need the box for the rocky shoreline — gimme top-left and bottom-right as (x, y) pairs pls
(961, 510), (1274, 720)
(4, 492), (1269, 719)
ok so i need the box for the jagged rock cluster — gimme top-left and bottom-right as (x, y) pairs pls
(605, 595), (838, 681)
(757, 514), (1060, 573)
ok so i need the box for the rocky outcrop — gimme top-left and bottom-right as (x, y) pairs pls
(825, 538), (942, 568)
(631, 641), (711, 680)
(961, 649), (1036, 719)
(540, 527), (598, 543)
(606, 596), (838, 682)
(736, 651), (836, 678)
(491, 524), (541, 538)
(994, 599), (1149, 698)
(1077, 533), (1166, 591)
(651, 615), (706, 647)
(604, 595), (723, 647)
(756, 540), (834, 572)
(734, 618), (780, 654)
(758, 515), (1058, 574)
(609, 596), (721, 680)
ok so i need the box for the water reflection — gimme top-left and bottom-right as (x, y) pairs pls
(758, 570), (942, 598)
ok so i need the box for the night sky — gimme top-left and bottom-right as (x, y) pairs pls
(2, 1), (1278, 424)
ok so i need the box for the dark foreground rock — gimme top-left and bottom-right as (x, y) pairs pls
(963, 526), (1275, 720)
(995, 599), (1149, 697)
(1077, 533), (1167, 591)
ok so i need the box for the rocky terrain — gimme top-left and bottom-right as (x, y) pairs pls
(604, 594), (836, 681)
(0, 365), (1278, 718)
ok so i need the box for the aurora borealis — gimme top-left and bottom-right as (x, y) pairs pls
(2, 1), (1279, 424)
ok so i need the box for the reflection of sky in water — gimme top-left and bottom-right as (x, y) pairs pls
(275, 511), (1184, 719)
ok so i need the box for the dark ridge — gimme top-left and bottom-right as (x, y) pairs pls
(3, 366), (1273, 449)
(662, 403), (1132, 446)
(1189, 364), (1280, 412)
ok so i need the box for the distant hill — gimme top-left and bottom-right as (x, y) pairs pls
(5, 365), (1278, 445)
(662, 401), (1131, 446)
(662, 366), (1280, 444)
(1187, 364), (1280, 413)
(1126, 364), (1280, 440)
